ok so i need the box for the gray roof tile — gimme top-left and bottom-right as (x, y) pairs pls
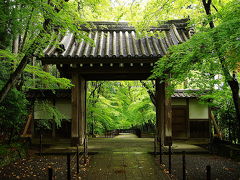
(43, 20), (189, 61)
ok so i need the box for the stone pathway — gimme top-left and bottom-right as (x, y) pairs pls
(0, 134), (215, 179)
(85, 133), (170, 180)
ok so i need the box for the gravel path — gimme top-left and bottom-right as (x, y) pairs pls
(156, 154), (240, 180)
(0, 151), (89, 180)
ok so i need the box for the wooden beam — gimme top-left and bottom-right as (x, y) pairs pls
(79, 73), (152, 81)
(41, 57), (158, 65)
(59, 65), (154, 74)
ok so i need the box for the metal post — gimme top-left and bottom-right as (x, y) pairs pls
(48, 168), (53, 180)
(67, 154), (71, 180)
(86, 136), (88, 155)
(154, 135), (156, 156)
(77, 145), (79, 174)
(182, 151), (186, 180)
(40, 134), (43, 155)
(84, 137), (87, 164)
(159, 138), (162, 164)
(206, 165), (211, 180)
(168, 145), (172, 174)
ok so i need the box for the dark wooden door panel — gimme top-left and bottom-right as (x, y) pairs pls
(172, 107), (187, 139)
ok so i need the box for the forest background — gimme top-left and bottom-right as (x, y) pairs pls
(0, 0), (240, 144)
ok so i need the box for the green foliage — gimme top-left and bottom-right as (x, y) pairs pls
(0, 87), (28, 142)
(214, 100), (237, 142)
(0, 0), (106, 94)
(87, 81), (155, 134)
(201, 87), (238, 142)
(24, 64), (73, 90)
(0, 58), (28, 142)
(151, 0), (240, 90)
(34, 100), (66, 129)
(150, 0), (240, 141)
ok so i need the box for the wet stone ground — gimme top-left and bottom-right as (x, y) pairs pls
(0, 134), (240, 180)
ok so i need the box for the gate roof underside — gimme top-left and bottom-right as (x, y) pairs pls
(41, 19), (190, 80)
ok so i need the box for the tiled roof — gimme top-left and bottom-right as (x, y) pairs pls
(43, 19), (190, 61)
(172, 90), (199, 98)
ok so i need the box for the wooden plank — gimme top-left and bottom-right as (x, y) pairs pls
(190, 121), (210, 138)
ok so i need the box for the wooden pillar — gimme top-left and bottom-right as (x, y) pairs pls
(84, 82), (87, 136)
(155, 79), (172, 146)
(156, 79), (165, 145)
(71, 72), (80, 145)
(164, 81), (172, 146)
(71, 72), (86, 146)
(78, 76), (86, 145)
(31, 99), (35, 138)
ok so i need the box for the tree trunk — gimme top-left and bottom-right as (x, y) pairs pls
(140, 81), (156, 106)
(0, 56), (29, 103)
(0, 0), (70, 103)
(227, 77), (240, 136)
(202, 0), (240, 140)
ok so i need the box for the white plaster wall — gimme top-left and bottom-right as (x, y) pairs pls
(34, 100), (53, 119)
(189, 99), (208, 119)
(55, 99), (72, 119)
(172, 98), (187, 105)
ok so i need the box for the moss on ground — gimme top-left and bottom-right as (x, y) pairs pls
(0, 142), (27, 167)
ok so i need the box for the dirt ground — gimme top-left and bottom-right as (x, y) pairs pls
(0, 149), (89, 180)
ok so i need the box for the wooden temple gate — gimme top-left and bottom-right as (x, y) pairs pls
(41, 20), (190, 146)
